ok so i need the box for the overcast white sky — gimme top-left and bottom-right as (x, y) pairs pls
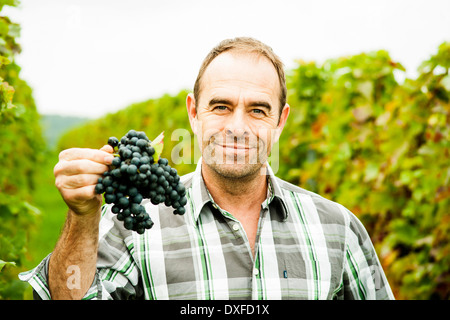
(3, 0), (450, 118)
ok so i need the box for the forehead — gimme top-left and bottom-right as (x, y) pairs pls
(200, 52), (280, 101)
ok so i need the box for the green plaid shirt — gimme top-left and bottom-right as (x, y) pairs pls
(19, 160), (394, 300)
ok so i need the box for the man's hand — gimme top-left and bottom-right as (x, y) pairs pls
(49, 145), (114, 299)
(54, 145), (114, 217)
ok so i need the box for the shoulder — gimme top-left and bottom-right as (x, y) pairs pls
(275, 176), (375, 253)
(274, 176), (364, 232)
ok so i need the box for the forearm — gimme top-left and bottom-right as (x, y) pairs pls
(48, 209), (101, 300)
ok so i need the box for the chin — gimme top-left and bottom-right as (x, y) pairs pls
(205, 160), (265, 180)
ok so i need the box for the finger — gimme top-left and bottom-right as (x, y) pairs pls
(54, 159), (109, 177)
(60, 185), (100, 203)
(59, 148), (114, 164)
(56, 173), (102, 190)
(100, 144), (114, 154)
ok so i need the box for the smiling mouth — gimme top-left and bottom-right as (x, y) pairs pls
(214, 142), (258, 151)
(206, 136), (263, 159)
(221, 144), (251, 149)
(203, 137), (267, 165)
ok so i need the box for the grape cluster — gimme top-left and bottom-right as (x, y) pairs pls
(94, 129), (187, 234)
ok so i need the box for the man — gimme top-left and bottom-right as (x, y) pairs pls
(20, 37), (394, 300)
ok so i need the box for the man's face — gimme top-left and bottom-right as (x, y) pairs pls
(187, 52), (289, 179)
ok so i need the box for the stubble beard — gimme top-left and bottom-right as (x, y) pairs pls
(201, 133), (270, 181)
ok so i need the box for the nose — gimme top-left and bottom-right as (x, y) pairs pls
(224, 109), (249, 139)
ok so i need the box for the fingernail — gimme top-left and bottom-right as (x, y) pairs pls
(104, 156), (114, 164)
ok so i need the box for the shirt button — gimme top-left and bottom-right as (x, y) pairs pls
(232, 223), (240, 231)
(253, 268), (259, 276)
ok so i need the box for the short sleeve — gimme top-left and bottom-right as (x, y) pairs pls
(341, 208), (395, 300)
(19, 205), (143, 300)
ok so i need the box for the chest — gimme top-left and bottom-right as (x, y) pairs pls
(130, 207), (345, 300)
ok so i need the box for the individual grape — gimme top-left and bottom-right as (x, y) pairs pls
(123, 217), (134, 230)
(111, 205), (121, 214)
(158, 158), (169, 165)
(111, 168), (121, 178)
(95, 183), (105, 194)
(130, 137), (138, 145)
(122, 208), (131, 218)
(121, 148), (132, 159)
(108, 137), (119, 148)
(105, 193), (116, 204)
(130, 203), (142, 214)
(126, 130), (137, 138)
(143, 218), (154, 229)
(128, 187), (138, 197)
(175, 207), (186, 215)
(169, 190), (179, 200)
(179, 196), (187, 206)
(127, 164), (138, 175)
(102, 175), (113, 187)
(155, 167), (164, 177)
(136, 139), (148, 149)
(105, 186), (114, 194)
(140, 156), (150, 165)
(146, 146), (155, 157)
(111, 157), (121, 167)
(132, 194), (143, 204)
(94, 129), (187, 234)
(139, 164), (150, 173)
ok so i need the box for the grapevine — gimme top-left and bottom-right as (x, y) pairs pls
(95, 129), (187, 234)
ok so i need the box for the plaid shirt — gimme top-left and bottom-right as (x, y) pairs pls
(19, 160), (394, 300)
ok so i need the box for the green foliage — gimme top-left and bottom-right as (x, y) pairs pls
(0, 0), (45, 299)
(0, 0), (20, 123)
(280, 43), (450, 299)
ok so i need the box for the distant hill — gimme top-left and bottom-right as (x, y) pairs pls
(40, 114), (90, 149)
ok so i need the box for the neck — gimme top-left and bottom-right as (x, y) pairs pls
(201, 161), (269, 257)
(201, 161), (268, 216)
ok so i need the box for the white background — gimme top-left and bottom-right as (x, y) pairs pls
(4, 0), (450, 118)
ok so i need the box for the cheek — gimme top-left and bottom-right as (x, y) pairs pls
(253, 126), (279, 155)
(196, 117), (224, 146)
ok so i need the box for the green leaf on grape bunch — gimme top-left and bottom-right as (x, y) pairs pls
(150, 131), (164, 160)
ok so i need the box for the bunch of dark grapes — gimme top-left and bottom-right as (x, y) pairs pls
(94, 129), (187, 234)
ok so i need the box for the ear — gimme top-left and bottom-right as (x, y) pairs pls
(186, 93), (198, 135)
(273, 103), (290, 143)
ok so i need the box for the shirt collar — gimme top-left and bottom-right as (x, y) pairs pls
(189, 158), (288, 223)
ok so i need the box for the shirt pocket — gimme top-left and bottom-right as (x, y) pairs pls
(280, 254), (309, 299)
(281, 252), (335, 300)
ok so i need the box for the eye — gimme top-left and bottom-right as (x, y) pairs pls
(213, 105), (229, 112)
(251, 109), (266, 116)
